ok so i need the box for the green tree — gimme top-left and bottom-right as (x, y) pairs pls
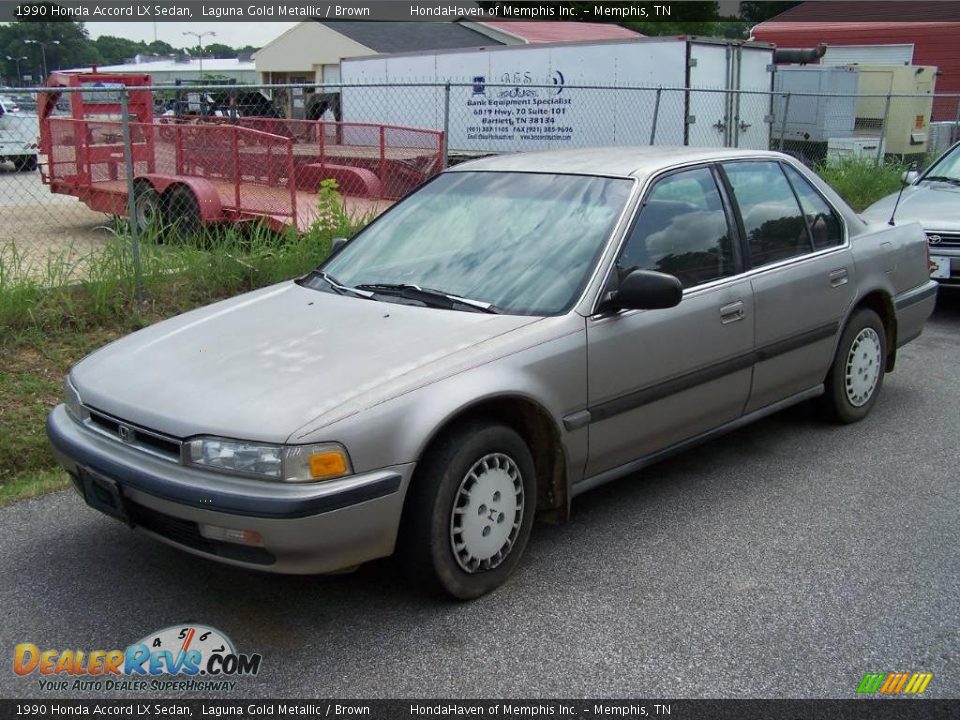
(0, 14), (99, 81)
(146, 40), (176, 56)
(94, 35), (146, 65)
(199, 42), (236, 59)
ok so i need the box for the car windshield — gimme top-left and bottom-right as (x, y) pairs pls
(922, 144), (960, 183)
(316, 171), (633, 315)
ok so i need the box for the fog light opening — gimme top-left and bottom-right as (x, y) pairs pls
(198, 524), (264, 547)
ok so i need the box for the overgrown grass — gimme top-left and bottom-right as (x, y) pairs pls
(0, 181), (373, 505)
(0, 469), (72, 507)
(813, 156), (908, 212)
(0, 180), (367, 331)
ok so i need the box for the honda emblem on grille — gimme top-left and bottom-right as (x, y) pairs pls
(928, 235), (942, 244)
(118, 424), (133, 442)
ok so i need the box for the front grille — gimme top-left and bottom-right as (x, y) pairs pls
(89, 412), (120, 434)
(927, 232), (960, 247)
(135, 431), (181, 457)
(85, 408), (182, 461)
(126, 500), (275, 565)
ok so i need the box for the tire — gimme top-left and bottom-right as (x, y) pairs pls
(14, 155), (37, 172)
(400, 420), (537, 600)
(132, 182), (163, 237)
(164, 185), (203, 243)
(820, 308), (887, 423)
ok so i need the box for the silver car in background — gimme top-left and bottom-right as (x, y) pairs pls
(48, 147), (937, 599)
(863, 140), (960, 286)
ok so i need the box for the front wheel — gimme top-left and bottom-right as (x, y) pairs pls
(133, 183), (163, 237)
(401, 420), (537, 600)
(820, 308), (887, 423)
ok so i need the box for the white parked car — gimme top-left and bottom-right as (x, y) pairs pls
(0, 96), (38, 171)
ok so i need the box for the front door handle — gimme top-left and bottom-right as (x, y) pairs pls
(829, 268), (849, 287)
(720, 300), (745, 324)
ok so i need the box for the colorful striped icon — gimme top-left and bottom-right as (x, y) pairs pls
(857, 672), (933, 695)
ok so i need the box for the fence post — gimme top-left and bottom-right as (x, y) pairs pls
(442, 82), (451, 169)
(288, 139), (297, 228)
(379, 125), (386, 194)
(778, 92), (791, 152)
(319, 120), (326, 169)
(877, 93), (892, 166)
(649, 87), (662, 145)
(232, 126), (240, 211)
(120, 87), (144, 306)
(953, 97), (960, 145)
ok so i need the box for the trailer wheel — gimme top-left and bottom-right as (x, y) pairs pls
(133, 182), (163, 237)
(165, 186), (203, 243)
(14, 156), (37, 172)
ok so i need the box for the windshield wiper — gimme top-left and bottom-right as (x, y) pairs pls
(920, 175), (960, 186)
(354, 283), (499, 313)
(309, 271), (375, 299)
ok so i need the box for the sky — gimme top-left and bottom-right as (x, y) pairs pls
(84, 22), (298, 48)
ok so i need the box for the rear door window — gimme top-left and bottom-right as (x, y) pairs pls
(722, 161), (812, 268)
(782, 164), (844, 250)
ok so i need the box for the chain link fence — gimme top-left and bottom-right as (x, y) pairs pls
(2, 80), (959, 289)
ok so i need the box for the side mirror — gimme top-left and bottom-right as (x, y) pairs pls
(330, 237), (348, 254)
(902, 170), (919, 185)
(611, 269), (683, 311)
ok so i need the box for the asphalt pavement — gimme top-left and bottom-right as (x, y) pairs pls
(2, 292), (958, 700)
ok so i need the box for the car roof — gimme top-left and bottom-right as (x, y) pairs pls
(449, 146), (787, 179)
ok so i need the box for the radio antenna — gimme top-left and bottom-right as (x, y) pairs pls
(889, 161), (919, 226)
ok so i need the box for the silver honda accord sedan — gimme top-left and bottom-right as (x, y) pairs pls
(47, 147), (937, 598)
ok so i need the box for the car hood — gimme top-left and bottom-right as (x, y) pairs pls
(71, 282), (542, 442)
(862, 182), (960, 232)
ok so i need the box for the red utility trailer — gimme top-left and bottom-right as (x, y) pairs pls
(37, 72), (445, 235)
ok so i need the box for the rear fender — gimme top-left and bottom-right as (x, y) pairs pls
(136, 175), (223, 223)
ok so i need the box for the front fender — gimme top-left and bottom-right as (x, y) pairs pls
(291, 315), (590, 490)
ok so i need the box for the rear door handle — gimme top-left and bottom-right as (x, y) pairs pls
(829, 268), (849, 287)
(720, 300), (745, 324)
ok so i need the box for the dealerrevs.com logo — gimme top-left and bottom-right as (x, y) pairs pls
(13, 624), (262, 692)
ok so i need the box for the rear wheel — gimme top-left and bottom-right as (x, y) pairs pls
(401, 420), (537, 600)
(164, 185), (203, 243)
(820, 308), (886, 423)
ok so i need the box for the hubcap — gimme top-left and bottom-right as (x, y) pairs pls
(449, 453), (524, 573)
(135, 192), (159, 231)
(844, 327), (882, 407)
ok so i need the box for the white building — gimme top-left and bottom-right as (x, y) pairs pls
(66, 57), (258, 85)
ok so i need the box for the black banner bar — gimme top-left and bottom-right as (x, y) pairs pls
(4, 1), (960, 24)
(1, 699), (959, 720)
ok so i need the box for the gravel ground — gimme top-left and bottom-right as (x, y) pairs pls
(0, 166), (112, 277)
(0, 292), (957, 700)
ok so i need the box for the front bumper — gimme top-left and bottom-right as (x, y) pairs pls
(46, 404), (414, 574)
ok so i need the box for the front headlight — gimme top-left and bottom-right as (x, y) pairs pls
(184, 437), (352, 483)
(63, 376), (87, 422)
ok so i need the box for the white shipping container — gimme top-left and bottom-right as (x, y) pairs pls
(339, 37), (775, 153)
